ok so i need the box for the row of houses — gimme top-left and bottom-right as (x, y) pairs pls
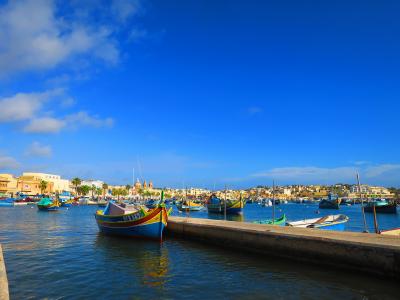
(0, 173), (71, 196)
(0, 172), (157, 197)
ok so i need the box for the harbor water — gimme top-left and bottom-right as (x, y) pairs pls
(0, 204), (399, 299)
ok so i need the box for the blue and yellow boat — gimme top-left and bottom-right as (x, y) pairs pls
(95, 201), (169, 240)
(207, 195), (245, 215)
(59, 191), (73, 207)
(37, 197), (60, 211)
(177, 200), (204, 211)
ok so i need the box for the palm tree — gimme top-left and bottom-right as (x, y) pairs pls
(39, 180), (48, 194)
(112, 188), (121, 202)
(80, 185), (90, 196)
(91, 184), (96, 199)
(71, 178), (81, 196)
(125, 184), (132, 195)
(102, 183), (109, 198)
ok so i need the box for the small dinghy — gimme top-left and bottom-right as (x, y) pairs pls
(253, 214), (286, 225)
(286, 214), (349, 231)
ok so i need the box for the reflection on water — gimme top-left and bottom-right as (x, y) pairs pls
(0, 205), (399, 299)
(95, 235), (170, 289)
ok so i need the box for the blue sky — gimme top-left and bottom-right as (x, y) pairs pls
(0, 0), (400, 188)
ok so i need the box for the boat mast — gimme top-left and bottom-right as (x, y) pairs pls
(357, 173), (369, 233)
(186, 186), (190, 218)
(272, 180), (275, 225)
(224, 185), (227, 220)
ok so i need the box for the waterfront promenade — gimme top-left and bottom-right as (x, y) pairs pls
(167, 217), (400, 279)
(0, 245), (9, 300)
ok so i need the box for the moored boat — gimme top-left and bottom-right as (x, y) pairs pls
(364, 199), (397, 214)
(207, 195), (245, 215)
(95, 201), (169, 240)
(319, 193), (341, 209)
(0, 198), (14, 207)
(177, 200), (204, 211)
(37, 197), (60, 211)
(253, 214), (286, 225)
(59, 192), (73, 207)
(286, 214), (349, 231)
(146, 199), (161, 209)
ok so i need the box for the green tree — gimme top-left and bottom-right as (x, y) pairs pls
(90, 184), (97, 198)
(71, 178), (81, 195)
(125, 184), (132, 193)
(102, 183), (109, 197)
(39, 180), (48, 194)
(79, 185), (90, 196)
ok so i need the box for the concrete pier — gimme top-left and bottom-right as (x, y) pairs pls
(0, 245), (9, 300)
(167, 217), (400, 279)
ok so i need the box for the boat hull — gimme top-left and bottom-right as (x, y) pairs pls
(37, 205), (59, 211)
(364, 204), (397, 214)
(0, 202), (14, 207)
(254, 215), (286, 225)
(95, 207), (168, 240)
(319, 200), (340, 209)
(287, 214), (349, 231)
(207, 198), (245, 215)
(177, 205), (203, 211)
(207, 206), (243, 215)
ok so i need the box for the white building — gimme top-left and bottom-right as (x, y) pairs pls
(81, 180), (104, 189)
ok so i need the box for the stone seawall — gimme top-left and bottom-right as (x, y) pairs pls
(167, 217), (400, 278)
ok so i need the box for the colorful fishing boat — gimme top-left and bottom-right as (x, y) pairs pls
(0, 198), (14, 207)
(60, 199), (74, 207)
(253, 214), (286, 225)
(146, 199), (162, 209)
(95, 201), (169, 240)
(59, 191), (73, 207)
(37, 197), (60, 211)
(207, 195), (245, 215)
(177, 200), (204, 211)
(364, 199), (397, 214)
(286, 214), (349, 231)
(319, 193), (341, 209)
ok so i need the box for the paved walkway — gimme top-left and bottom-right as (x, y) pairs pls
(0, 245), (9, 300)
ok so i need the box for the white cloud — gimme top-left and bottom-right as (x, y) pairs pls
(112, 0), (140, 23)
(65, 111), (114, 128)
(253, 163), (400, 184)
(0, 0), (120, 76)
(23, 117), (66, 133)
(25, 141), (52, 157)
(364, 164), (400, 178)
(0, 89), (61, 122)
(23, 112), (113, 134)
(253, 166), (357, 183)
(0, 154), (20, 170)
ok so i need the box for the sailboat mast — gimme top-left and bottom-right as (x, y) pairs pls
(224, 185), (227, 220)
(272, 180), (275, 224)
(357, 173), (369, 233)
